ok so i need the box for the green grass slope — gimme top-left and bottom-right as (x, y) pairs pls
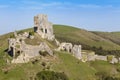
(0, 25), (120, 80)
(53, 25), (120, 50)
(92, 31), (120, 45)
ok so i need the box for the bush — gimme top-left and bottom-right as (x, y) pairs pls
(29, 31), (34, 36)
(41, 62), (46, 67)
(39, 51), (48, 57)
(32, 59), (38, 64)
(35, 71), (69, 80)
(4, 70), (8, 74)
(107, 55), (113, 62)
(95, 72), (120, 80)
(10, 34), (15, 38)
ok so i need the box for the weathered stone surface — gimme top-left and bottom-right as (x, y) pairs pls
(8, 14), (56, 63)
(57, 42), (82, 60)
(12, 53), (30, 63)
(72, 45), (82, 60)
(34, 14), (55, 41)
(95, 55), (107, 61)
(39, 42), (53, 56)
(81, 55), (88, 62)
(87, 52), (96, 61)
(110, 56), (118, 64)
(55, 39), (60, 46)
(81, 51), (96, 62)
(23, 32), (29, 38)
(8, 37), (53, 63)
(29, 35), (34, 39)
(58, 42), (73, 53)
(9, 14), (120, 64)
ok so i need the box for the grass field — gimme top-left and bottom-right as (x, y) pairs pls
(0, 24), (120, 80)
(53, 25), (120, 50)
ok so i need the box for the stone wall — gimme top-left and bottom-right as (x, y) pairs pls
(58, 42), (73, 52)
(95, 55), (107, 61)
(34, 14), (55, 41)
(57, 42), (82, 60)
(72, 45), (82, 60)
(8, 37), (53, 63)
(81, 51), (96, 62)
(8, 14), (120, 64)
(11, 41), (53, 63)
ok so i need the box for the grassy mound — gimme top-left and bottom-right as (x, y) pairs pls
(0, 24), (120, 80)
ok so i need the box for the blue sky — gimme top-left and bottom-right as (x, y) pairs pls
(0, 0), (120, 34)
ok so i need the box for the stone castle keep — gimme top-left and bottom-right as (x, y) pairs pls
(34, 14), (55, 40)
(8, 14), (119, 64)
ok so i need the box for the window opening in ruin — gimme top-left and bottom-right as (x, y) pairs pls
(45, 29), (47, 33)
(34, 27), (38, 32)
(8, 47), (14, 57)
(69, 49), (72, 52)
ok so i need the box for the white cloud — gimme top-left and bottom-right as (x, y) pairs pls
(19, 6), (43, 10)
(19, 1), (115, 10)
(21, 0), (39, 4)
(41, 2), (62, 7)
(19, 1), (64, 10)
(78, 4), (101, 8)
(78, 4), (113, 9)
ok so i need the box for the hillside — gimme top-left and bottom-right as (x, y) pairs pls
(53, 25), (120, 50)
(0, 25), (120, 80)
(92, 31), (120, 45)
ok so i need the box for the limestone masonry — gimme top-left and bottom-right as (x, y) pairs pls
(8, 14), (119, 64)
(34, 14), (55, 41)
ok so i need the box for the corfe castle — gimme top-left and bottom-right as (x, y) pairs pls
(8, 14), (119, 64)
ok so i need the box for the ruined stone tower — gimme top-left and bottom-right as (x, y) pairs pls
(34, 14), (55, 41)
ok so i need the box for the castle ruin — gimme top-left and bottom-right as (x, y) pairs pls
(8, 32), (53, 63)
(34, 14), (55, 41)
(57, 42), (82, 60)
(8, 14), (118, 64)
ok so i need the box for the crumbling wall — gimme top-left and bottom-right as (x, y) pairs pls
(58, 42), (73, 53)
(34, 14), (55, 41)
(72, 45), (82, 60)
(11, 42), (53, 63)
(8, 34), (53, 63)
(58, 42), (82, 60)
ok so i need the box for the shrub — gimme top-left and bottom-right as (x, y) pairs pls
(107, 55), (113, 62)
(39, 51), (48, 57)
(35, 71), (69, 80)
(46, 66), (50, 70)
(4, 70), (8, 74)
(95, 71), (120, 80)
(10, 34), (15, 38)
(29, 31), (34, 36)
(41, 62), (46, 67)
(32, 59), (38, 64)
(17, 31), (24, 34)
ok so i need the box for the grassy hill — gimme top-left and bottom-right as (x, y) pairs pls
(53, 25), (120, 50)
(0, 25), (120, 80)
(92, 31), (120, 45)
